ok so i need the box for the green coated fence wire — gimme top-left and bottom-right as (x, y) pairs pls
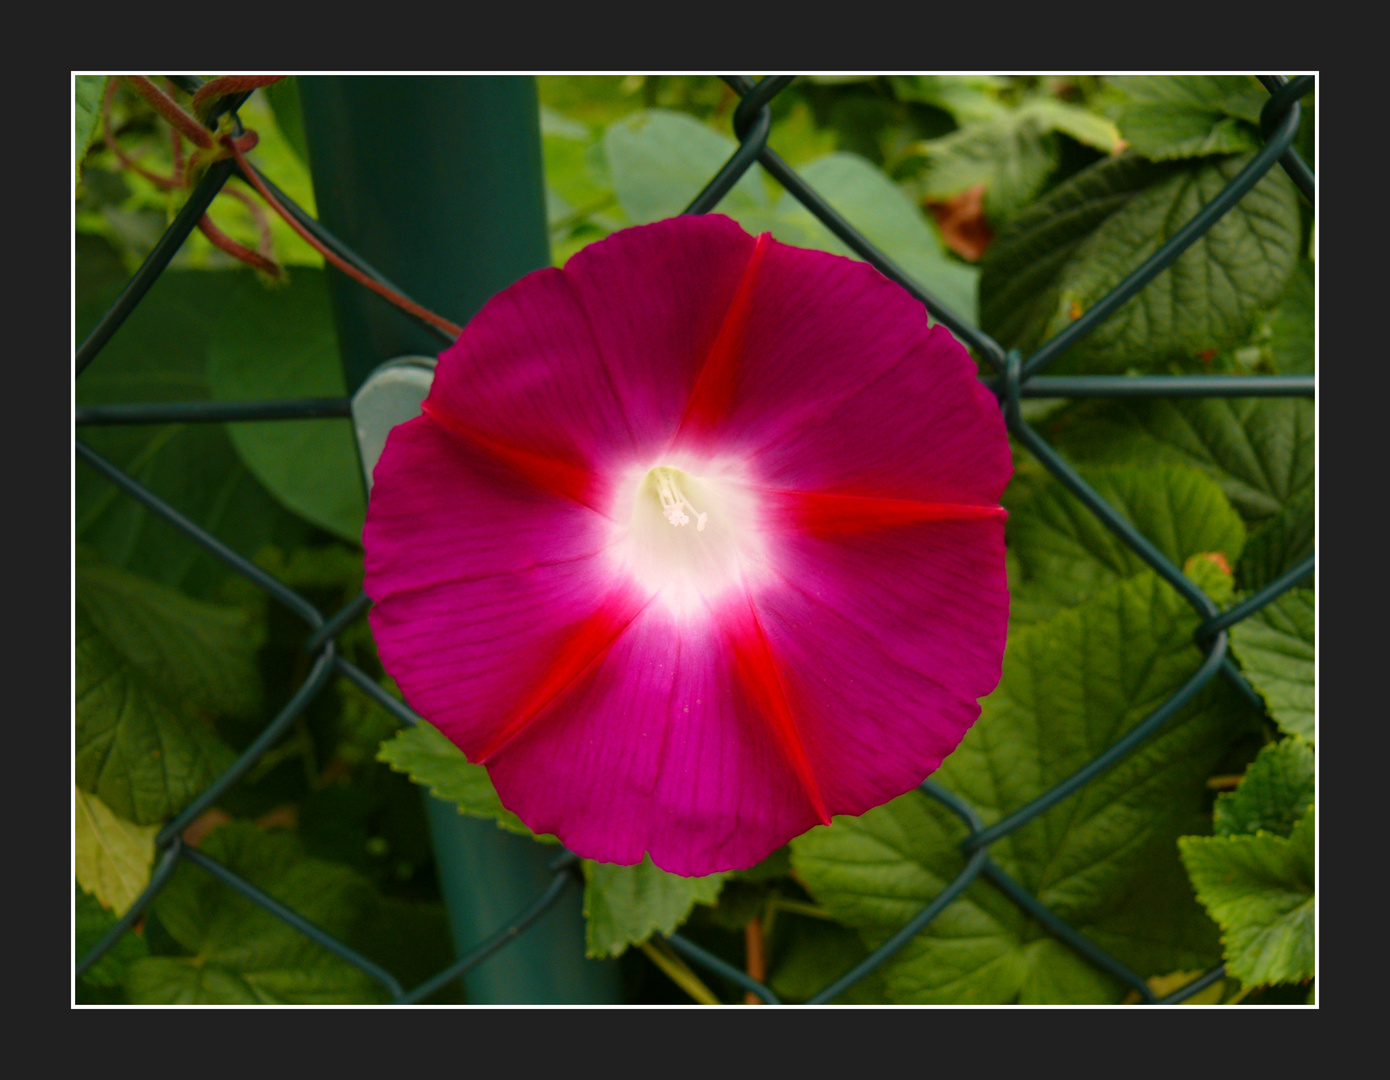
(74, 74), (1315, 1005)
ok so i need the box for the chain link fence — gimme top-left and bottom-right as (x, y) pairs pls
(74, 73), (1315, 1005)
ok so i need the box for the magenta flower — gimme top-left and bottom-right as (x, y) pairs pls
(363, 215), (1010, 876)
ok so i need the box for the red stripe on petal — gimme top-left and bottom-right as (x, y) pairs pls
(769, 489), (1006, 537)
(676, 231), (771, 438)
(474, 588), (650, 764)
(421, 399), (603, 512)
(725, 599), (831, 826)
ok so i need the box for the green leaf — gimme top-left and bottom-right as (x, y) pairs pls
(1214, 738), (1314, 839)
(206, 269), (365, 542)
(1024, 98), (1126, 154)
(581, 857), (726, 958)
(76, 605), (236, 825)
(75, 788), (158, 916)
(376, 720), (542, 839)
(604, 108), (768, 224)
(75, 76), (109, 177)
(792, 569), (1253, 1003)
(1264, 261), (1314, 376)
(77, 550), (262, 718)
(1110, 76), (1267, 161)
(980, 152), (1300, 373)
(767, 916), (887, 1004)
(1238, 486), (1313, 592)
(1179, 808), (1314, 986)
(910, 98), (1119, 221)
(77, 885), (149, 1001)
(911, 114), (1058, 218)
(886, 75), (1009, 125)
(772, 153), (978, 323)
(601, 109), (976, 322)
(1047, 396), (1314, 524)
(1230, 590), (1315, 741)
(126, 822), (387, 1004)
(262, 77), (310, 167)
(1007, 465), (1245, 623)
(76, 269), (313, 600)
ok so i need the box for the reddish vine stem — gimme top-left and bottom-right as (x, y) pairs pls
(224, 134), (465, 339)
(102, 79), (182, 190)
(198, 213), (282, 278)
(192, 75), (286, 120)
(122, 75), (214, 149)
(111, 74), (464, 338)
(218, 184), (278, 265)
(743, 915), (767, 1004)
(169, 126), (186, 179)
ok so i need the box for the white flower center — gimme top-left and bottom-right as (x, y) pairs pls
(650, 466), (708, 531)
(608, 461), (768, 618)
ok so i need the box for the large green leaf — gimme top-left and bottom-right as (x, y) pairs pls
(126, 822), (387, 1004)
(771, 153), (978, 322)
(791, 568), (1253, 1003)
(377, 720), (542, 839)
(1230, 589), (1315, 741)
(1007, 465), (1245, 624)
(206, 268), (365, 542)
(1238, 485), (1313, 593)
(75, 604), (236, 826)
(75, 787), (158, 916)
(602, 109), (976, 322)
(1179, 808), (1314, 986)
(581, 858), (726, 958)
(1213, 738), (1314, 839)
(75, 76), (109, 178)
(74, 548), (258, 826)
(980, 152), (1300, 373)
(604, 108), (769, 224)
(1110, 76), (1267, 161)
(76, 270), (312, 600)
(1047, 396), (1314, 524)
(77, 551), (262, 718)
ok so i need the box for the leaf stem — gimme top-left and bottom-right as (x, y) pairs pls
(769, 898), (835, 921)
(639, 938), (721, 1005)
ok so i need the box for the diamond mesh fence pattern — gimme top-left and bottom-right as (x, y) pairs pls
(74, 73), (1315, 1005)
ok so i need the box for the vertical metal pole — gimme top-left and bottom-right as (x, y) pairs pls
(297, 75), (620, 1003)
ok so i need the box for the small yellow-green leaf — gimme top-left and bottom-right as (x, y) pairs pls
(75, 788), (158, 916)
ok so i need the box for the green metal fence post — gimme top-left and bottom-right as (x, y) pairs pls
(297, 74), (621, 1004)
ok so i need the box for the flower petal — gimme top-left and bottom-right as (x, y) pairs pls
(485, 602), (826, 876)
(677, 237), (1011, 506)
(363, 417), (619, 755)
(427, 214), (761, 478)
(562, 213), (761, 454)
(754, 516), (1010, 816)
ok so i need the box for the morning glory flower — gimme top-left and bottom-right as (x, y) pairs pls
(363, 214), (1010, 876)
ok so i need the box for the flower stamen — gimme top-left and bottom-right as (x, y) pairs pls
(653, 467), (708, 531)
